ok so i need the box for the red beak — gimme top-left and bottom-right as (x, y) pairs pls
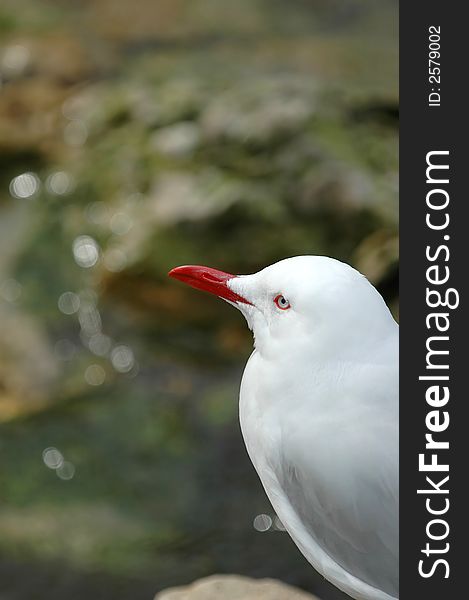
(168, 265), (252, 305)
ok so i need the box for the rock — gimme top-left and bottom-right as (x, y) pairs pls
(201, 77), (315, 147)
(150, 122), (201, 158)
(1, 34), (94, 85)
(297, 162), (375, 215)
(147, 170), (242, 226)
(0, 78), (68, 156)
(130, 80), (205, 128)
(154, 575), (319, 600)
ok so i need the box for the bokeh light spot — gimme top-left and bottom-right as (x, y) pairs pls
(103, 248), (127, 273)
(273, 516), (286, 531)
(73, 235), (99, 268)
(9, 172), (40, 199)
(88, 333), (112, 356)
(85, 201), (108, 225)
(253, 513), (273, 532)
(84, 364), (106, 386)
(58, 291), (80, 314)
(110, 345), (135, 373)
(42, 447), (64, 470)
(46, 171), (74, 195)
(78, 303), (102, 336)
(110, 212), (133, 235)
(0, 278), (22, 303)
(56, 461), (76, 480)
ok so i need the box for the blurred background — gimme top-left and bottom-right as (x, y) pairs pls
(0, 1), (398, 599)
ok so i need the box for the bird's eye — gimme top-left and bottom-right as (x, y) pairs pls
(274, 294), (291, 310)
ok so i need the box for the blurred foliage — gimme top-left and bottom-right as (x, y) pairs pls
(0, 1), (397, 599)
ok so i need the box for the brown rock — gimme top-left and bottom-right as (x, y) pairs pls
(154, 575), (319, 600)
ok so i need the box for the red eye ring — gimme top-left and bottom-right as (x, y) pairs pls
(274, 294), (291, 310)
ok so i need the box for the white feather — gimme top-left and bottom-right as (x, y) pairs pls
(229, 256), (399, 600)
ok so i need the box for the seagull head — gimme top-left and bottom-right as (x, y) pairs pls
(169, 256), (396, 360)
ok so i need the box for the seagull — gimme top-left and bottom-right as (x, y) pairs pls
(168, 256), (398, 600)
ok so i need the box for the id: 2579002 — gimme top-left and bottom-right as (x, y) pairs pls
(428, 25), (441, 107)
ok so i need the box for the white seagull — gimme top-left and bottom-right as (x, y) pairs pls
(169, 256), (398, 600)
